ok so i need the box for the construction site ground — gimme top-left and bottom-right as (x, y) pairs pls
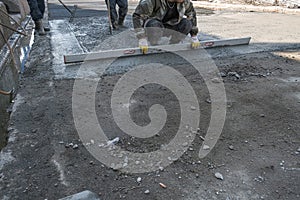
(0, 0), (299, 199)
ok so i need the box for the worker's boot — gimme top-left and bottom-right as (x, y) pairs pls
(44, 26), (50, 32)
(112, 21), (119, 30)
(35, 20), (46, 36)
(118, 17), (125, 26)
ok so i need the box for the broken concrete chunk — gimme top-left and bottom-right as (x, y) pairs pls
(59, 190), (100, 200)
(190, 106), (196, 110)
(144, 189), (150, 194)
(137, 177), (142, 183)
(228, 72), (241, 79)
(107, 137), (120, 146)
(215, 172), (224, 180)
(211, 77), (222, 83)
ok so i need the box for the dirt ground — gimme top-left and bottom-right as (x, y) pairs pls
(0, 2), (300, 200)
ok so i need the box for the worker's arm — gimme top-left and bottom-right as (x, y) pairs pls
(132, 0), (155, 53)
(184, 0), (199, 48)
(184, 0), (198, 36)
(132, 0), (155, 38)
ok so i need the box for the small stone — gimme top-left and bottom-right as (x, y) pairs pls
(144, 190), (150, 194)
(297, 148), (300, 152)
(89, 161), (94, 165)
(211, 77), (222, 83)
(31, 129), (37, 133)
(98, 143), (104, 147)
(205, 98), (212, 104)
(73, 144), (79, 149)
(59, 141), (64, 144)
(190, 106), (196, 110)
(137, 177), (142, 183)
(219, 72), (227, 77)
(260, 114), (265, 117)
(215, 172), (224, 180)
(182, 142), (188, 147)
(228, 72), (241, 79)
(203, 145), (210, 150)
(258, 176), (264, 181)
(228, 145), (234, 150)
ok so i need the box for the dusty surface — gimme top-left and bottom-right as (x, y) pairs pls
(0, 1), (300, 200)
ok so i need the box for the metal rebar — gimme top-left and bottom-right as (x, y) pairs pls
(0, 21), (27, 36)
(0, 9), (27, 35)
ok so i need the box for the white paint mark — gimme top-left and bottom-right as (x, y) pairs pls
(122, 99), (137, 108)
(294, 92), (300, 101)
(0, 150), (15, 170)
(279, 77), (300, 83)
(50, 20), (84, 78)
(7, 128), (18, 143)
(52, 159), (69, 186)
(48, 81), (54, 87)
(11, 94), (24, 114)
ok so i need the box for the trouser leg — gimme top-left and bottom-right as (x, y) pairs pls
(116, 0), (128, 25)
(167, 18), (193, 44)
(106, 0), (118, 24)
(144, 19), (164, 45)
(27, 0), (43, 21)
(37, 0), (45, 17)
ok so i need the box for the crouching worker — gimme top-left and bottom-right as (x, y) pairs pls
(133, 0), (200, 54)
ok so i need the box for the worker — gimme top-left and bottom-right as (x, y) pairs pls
(106, 0), (128, 29)
(26, 0), (50, 35)
(133, 0), (200, 54)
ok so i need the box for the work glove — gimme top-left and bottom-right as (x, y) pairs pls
(191, 36), (200, 49)
(139, 38), (148, 54)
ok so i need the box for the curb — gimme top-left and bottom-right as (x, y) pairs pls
(192, 2), (300, 15)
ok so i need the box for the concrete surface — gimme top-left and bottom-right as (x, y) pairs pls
(0, 0), (299, 199)
(192, 1), (300, 14)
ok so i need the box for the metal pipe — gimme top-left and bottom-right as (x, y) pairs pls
(0, 9), (27, 35)
(0, 21), (27, 36)
(0, 88), (14, 102)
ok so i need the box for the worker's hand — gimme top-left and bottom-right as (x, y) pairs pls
(139, 38), (148, 54)
(191, 36), (200, 49)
